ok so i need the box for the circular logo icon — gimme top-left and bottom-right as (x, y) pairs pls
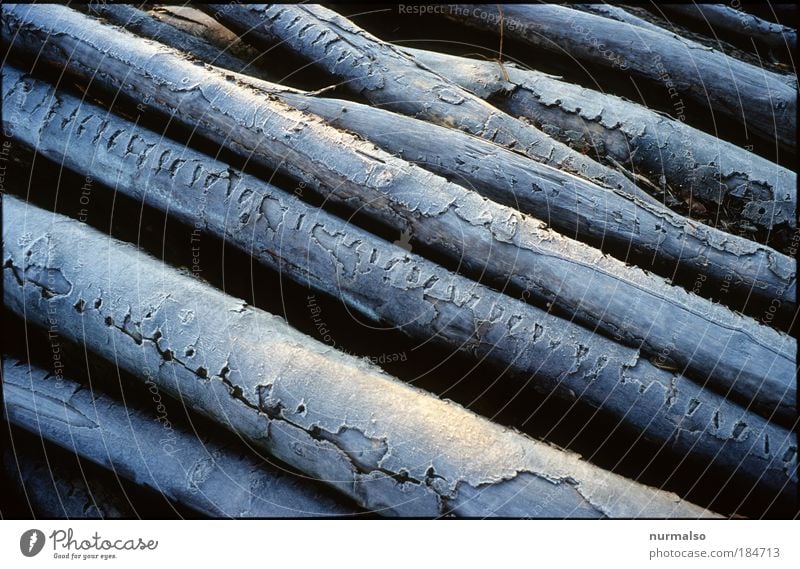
(20, 529), (46, 557)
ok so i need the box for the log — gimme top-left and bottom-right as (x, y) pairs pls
(443, 4), (797, 150)
(3, 91), (798, 506)
(571, 4), (668, 33)
(3, 357), (357, 518)
(82, 3), (273, 82)
(403, 47), (797, 240)
(659, 4), (797, 59)
(3, 433), (136, 519)
(2, 196), (719, 518)
(204, 3), (658, 203)
(70, 6), (796, 313)
(148, 5), (267, 65)
(4, 64), (796, 428)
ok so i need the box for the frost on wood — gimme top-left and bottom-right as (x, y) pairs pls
(3, 176), (797, 508)
(44, 7), (795, 307)
(3, 65), (796, 428)
(446, 4), (797, 149)
(660, 4), (797, 59)
(2, 196), (725, 518)
(204, 3), (657, 203)
(404, 47), (797, 239)
(3, 357), (356, 518)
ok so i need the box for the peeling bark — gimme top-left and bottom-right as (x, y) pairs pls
(3, 357), (356, 518)
(4, 64), (796, 428)
(4, 190), (798, 509)
(404, 47), (797, 241)
(660, 4), (797, 60)
(203, 3), (657, 203)
(2, 197), (724, 518)
(444, 4), (797, 150)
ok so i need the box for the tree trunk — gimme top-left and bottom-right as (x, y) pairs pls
(3, 357), (357, 518)
(571, 4), (668, 33)
(444, 4), (797, 150)
(660, 4), (797, 60)
(4, 147), (798, 506)
(3, 196), (723, 518)
(203, 3), (658, 203)
(83, 3), (274, 82)
(404, 47), (797, 243)
(4, 62), (796, 428)
(62, 7), (796, 316)
(278, 86), (798, 314)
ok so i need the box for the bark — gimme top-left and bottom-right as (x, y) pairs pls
(147, 5), (266, 65)
(403, 47), (797, 239)
(660, 4), (797, 58)
(81, 3), (273, 83)
(571, 4), (668, 33)
(203, 3), (658, 203)
(3, 357), (357, 518)
(444, 4), (797, 150)
(2, 435), (136, 519)
(2, 197), (722, 518)
(277, 85), (797, 311)
(68, 7), (796, 311)
(4, 64), (796, 428)
(4, 143), (799, 508)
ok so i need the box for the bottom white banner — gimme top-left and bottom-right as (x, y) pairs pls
(1, 520), (797, 568)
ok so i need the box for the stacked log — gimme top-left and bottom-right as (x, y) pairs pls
(1, 4), (796, 519)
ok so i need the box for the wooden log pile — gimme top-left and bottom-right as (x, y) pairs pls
(1, 3), (797, 519)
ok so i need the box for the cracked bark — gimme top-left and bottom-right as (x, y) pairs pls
(4, 62), (796, 428)
(65, 7), (796, 311)
(4, 182), (798, 507)
(444, 5), (797, 151)
(202, 3), (658, 204)
(2, 197), (723, 518)
(404, 47), (797, 243)
(659, 4), (797, 61)
(3, 357), (356, 518)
